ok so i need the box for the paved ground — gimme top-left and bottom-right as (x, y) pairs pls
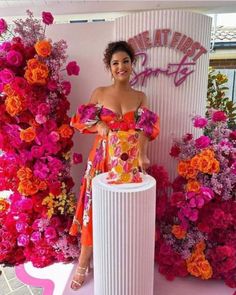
(0, 265), (43, 295)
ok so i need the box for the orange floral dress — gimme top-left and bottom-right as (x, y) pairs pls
(69, 103), (160, 246)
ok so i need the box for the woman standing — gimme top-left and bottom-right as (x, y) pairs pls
(70, 41), (160, 290)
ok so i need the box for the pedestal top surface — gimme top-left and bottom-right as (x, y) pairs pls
(92, 172), (156, 192)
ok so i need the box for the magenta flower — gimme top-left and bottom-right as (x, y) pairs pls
(212, 110), (227, 122)
(195, 135), (211, 149)
(17, 234), (30, 247)
(66, 61), (80, 76)
(37, 103), (50, 115)
(42, 11), (54, 25)
(47, 80), (57, 91)
(1, 41), (11, 51)
(0, 18), (7, 34)
(0, 68), (15, 84)
(193, 116), (208, 128)
(61, 81), (71, 95)
(35, 114), (47, 124)
(45, 226), (57, 240)
(6, 50), (23, 67)
(16, 221), (28, 233)
(11, 77), (29, 95)
(48, 131), (60, 142)
(30, 231), (42, 243)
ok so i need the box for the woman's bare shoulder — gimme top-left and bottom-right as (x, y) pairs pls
(132, 89), (148, 106)
(89, 86), (110, 103)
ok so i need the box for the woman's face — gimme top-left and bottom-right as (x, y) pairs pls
(110, 51), (132, 82)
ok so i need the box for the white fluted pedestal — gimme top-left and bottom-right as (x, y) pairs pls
(92, 173), (156, 295)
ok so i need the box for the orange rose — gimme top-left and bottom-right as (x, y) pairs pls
(186, 166), (198, 179)
(58, 124), (73, 138)
(34, 40), (52, 57)
(198, 260), (213, 280)
(17, 167), (33, 180)
(20, 126), (36, 142)
(190, 155), (200, 170)
(24, 58), (49, 85)
(210, 159), (220, 173)
(4, 84), (15, 96)
(171, 225), (186, 239)
(0, 199), (10, 212)
(177, 160), (190, 177)
(18, 179), (38, 196)
(5, 94), (24, 116)
(186, 180), (200, 192)
(198, 156), (213, 173)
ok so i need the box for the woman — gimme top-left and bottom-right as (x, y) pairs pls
(70, 40), (160, 290)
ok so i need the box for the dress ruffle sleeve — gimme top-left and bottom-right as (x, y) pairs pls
(135, 107), (160, 140)
(70, 103), (102, 134)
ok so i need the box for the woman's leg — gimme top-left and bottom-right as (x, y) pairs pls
(71, 245), (93, 290)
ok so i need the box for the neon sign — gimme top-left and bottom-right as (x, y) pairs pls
(128, 29), (208, 87)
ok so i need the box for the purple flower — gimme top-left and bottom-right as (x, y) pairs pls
(193, 116), (208, 128)
(0, 68), (15, 84)
(212, 110), (227, 122)
(6, 50), (23, 67)
(66, 61), (80, 76)
(195, 135), (211, 149)
(42, 11), (54, 25)
(0, 18), (7, 34)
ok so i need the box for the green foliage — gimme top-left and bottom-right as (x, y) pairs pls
(206, 67), (236, 129)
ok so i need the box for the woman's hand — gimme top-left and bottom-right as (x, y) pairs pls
(97, 121), (110, 136)
(138, 153), (150, 173)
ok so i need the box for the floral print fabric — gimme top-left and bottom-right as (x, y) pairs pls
(69, 103), (160, 246)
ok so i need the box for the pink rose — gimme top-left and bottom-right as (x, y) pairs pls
(47, 80), (57, 91)
(42, 11), (54, 25)
(1, 41), (11, 51)
(48, 131), (60, 142)
(0, 68), (15, 84)
(38, 103), (50, 115)
(61, 80), (71, 95)
(212, 110), (227, 122)
(66, 61), (80, 76)
(193, 116), (208, 128)
(45, 226), (57, 240)
(35, 114), (47, 124)
(0, 18), (7, 34)
(195, 135), (211, 149)
(16, 221), (28, 233)
(30, 231), (41, 243)
(11, 77), (28, 94)
(17, 234), (30, 247)
(6, 50), (23, 66)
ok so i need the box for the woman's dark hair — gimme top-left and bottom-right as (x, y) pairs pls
(103, 40), (136, 69)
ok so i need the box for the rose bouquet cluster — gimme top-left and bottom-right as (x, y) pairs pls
(0, 11), (81, 266)
(149, 109), (236, 289)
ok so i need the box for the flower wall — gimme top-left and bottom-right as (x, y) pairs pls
(0, 11), (81, 267)
(148, 108), (236, 289)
